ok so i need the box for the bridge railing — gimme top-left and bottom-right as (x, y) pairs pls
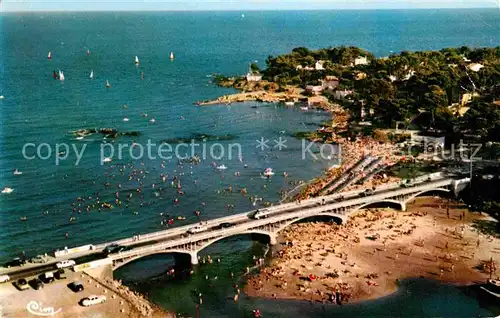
(112, 177), (462, 260)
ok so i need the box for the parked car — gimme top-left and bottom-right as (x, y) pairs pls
(68, 281), (84, 292)
(30, 255), (48, 264)
(218, 222), (233, 229)
(55, 269), (67, 280)
(0, 274), (10, 283)
(14, 278), (29, 291)
(81, 295), (106, 307)
(4, 257), (26, 268)
(56, 259), (76, 269)
(187, 225), (208, 234)
(29, 278), (44, 290)
(40, 271), (55, 283)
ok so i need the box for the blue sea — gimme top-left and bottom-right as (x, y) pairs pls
(0, 9), (499, 317)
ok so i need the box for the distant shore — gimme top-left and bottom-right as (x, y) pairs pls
(245, 197), (499, 304)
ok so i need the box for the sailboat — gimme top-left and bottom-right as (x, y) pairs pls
(59, 70), (65, 81)
(86, 49), (91, 56)
(105, 80), (111, 88)
(89, 69), (94, 80)
(170, 52), (174, 60)
(48, 51), (52, 60)
(134, 56), (139, 64)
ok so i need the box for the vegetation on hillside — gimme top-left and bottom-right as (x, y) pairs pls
(258, 46), (500, 141)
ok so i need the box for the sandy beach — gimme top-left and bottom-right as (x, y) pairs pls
(245, 197), (500, 304)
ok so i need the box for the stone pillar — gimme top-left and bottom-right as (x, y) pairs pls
(400, 202), (407, 212)
(269, 233), (278, 246)
(190, 251), (198, 266)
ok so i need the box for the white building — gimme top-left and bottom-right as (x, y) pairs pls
(246, 73), (262, 82)
(315, 61), (325, 70)
(354, 56), (369, 66)
(333, 89), (353, 100)
(468, 63), (484, 72)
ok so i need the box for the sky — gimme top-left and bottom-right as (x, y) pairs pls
(1, 0), (498, 12)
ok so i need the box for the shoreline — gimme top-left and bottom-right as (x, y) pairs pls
(244, 197), (499, 304)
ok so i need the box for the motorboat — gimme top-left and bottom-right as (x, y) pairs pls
(13, 169), (23, 175)
(103, 158), (112, 163)
(2, 187), (14, 194)
(170, 52), (174, 60)
(123, 118), (130, 122)
(105, 80), (111, 88)
(216, 164), (227, 170)
(48, 51), (52, 60)
(263, 168), (274, 177)
(134, 56), (139, 64)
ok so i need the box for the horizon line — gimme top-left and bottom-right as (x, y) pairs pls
(1, 6), (498, 13)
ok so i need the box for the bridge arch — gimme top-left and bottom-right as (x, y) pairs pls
(348, 199), (405, 215)
(113, 249), (193, 271)
(404, 187), (450, 205)
(195, 230), (273, 255)
(274, 213), (346, 235)
(112, 230), (274, 270)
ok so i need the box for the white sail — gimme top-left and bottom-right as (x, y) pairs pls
(134, 56), (139, 64)
(89, 70), (94, 79)
(59, 70), (65, 81)
(170, 52), (174, 60)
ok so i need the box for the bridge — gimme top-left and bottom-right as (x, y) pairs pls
(110, 175), (469, 268)
(0, 174), (470, 277)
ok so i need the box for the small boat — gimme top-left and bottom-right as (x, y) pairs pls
(20, 216), (27, 221)
(53, 70), (58, 79)
(2, 187), (14, 194)
(300, 106), (308, 111)
(75, 136), (84, 140)
(263, 168), (275, 177)
(89, 69), (94, 80)
(13, 169), (23, 175)
(481, 279), (500, 298)
(134, 56), (139, 64)
(105, 80), (111, 88)
(216, 164), (227, 170)
(284, 101), (294, 106)
(48, 51), (52, 60)
(103, 157), (112, 163)
(149, 118), (156, 123)
(252, 309), (261, 318)
(59, 70), (65, 81)
(86, 49), (90, 56)
(170, 52), (174, 60)
(0, 95), (4, 100)
(123, 118), (130, 122)
(177, 216), (186, 220)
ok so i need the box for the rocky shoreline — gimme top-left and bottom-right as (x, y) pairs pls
(245, 197), (499, 304)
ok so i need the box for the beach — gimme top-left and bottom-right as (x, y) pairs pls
(245, 197), (500, 303)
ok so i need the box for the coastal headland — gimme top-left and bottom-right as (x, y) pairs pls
(245, 197), (499, 304)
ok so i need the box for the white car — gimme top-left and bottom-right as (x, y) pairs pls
(56, 260), (76, 269)
(81, 295), (106, 307)
(187, 225), (208, 234)
(0, 274), (9, 283)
